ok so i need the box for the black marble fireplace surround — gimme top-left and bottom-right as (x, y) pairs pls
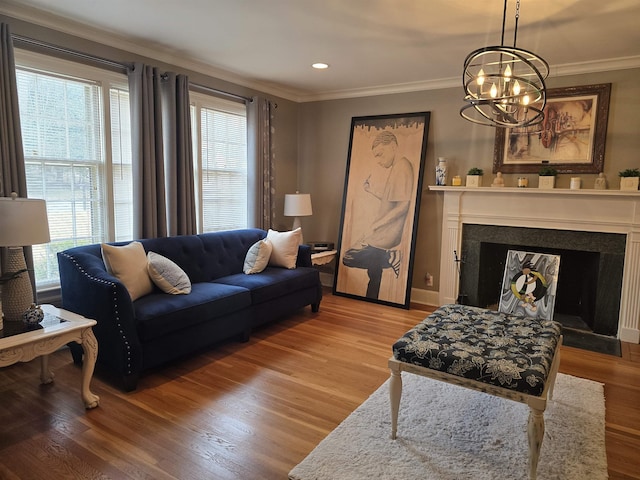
(459, 224), (626, 337)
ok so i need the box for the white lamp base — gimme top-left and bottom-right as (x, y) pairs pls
(291, 217), (305, 244)
(1, 247), (34, 322)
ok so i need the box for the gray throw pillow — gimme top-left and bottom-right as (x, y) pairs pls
(244, 239), (273, 274)
(147, 251), (192, 294)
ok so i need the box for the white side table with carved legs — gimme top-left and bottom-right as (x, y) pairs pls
(0, 304), (99, 409)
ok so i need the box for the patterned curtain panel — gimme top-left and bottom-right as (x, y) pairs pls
(161, 72), (196, 236)
(128, 62), (168, 239)
(247, 96), (275, 230)
(0, 23), (36, 300)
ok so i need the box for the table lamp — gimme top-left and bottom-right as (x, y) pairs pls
(284, 192), (312, 243)
(0, 193), (50, 325)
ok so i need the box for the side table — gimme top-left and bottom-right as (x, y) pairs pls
(0, 304), (100, 409)
(311, 249), (338, 266)
(311, 249), (338, 287)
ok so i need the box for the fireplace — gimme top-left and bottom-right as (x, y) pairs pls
(459, 224), (625, 337)
(431, 186), (640, 344)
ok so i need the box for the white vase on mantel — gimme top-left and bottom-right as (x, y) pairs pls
(435, 157), (447, 186)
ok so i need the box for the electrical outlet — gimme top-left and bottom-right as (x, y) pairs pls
(424, 272), (433, 287)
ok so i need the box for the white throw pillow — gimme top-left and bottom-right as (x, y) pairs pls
(244, 239), (273, 274)
(266, 228), (302, 269)
(147, 251), (192, 294)
(101, 241), (154, 301)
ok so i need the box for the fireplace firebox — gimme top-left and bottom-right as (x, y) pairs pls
(459, 224), (625, 337)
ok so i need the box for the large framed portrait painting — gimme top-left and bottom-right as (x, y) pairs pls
(333, 112), (430, 308)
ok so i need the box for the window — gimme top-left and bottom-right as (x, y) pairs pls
(190, 93), (247, 232)
(15, 50), (132, 289)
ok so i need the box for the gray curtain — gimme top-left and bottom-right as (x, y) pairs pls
(161, 72), (196, 236)
(0, 23), (36, 300)
(247, 96), (275, 230)
(128, 62), (167, 239)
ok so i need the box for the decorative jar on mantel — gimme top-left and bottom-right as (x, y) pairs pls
(465, 167), (483, 187)
(538, 176), (556, 189)
(619, 169), (640, 191)
(538, 166), (557, 189)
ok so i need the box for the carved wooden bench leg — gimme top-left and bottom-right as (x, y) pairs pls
(527, 406), (545, 480)
(389, 365), (402, 440)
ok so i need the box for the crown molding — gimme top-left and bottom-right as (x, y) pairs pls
(551, 56), (640, 78)
(299, 56), (640, 102)
(296, 77), (460, 103)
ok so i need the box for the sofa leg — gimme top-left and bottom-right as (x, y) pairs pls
(311, 303), (320, 313)
(121, 373), (139, 392)
(239, 328), (251, 343)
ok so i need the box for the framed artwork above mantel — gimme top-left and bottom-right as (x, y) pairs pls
(493, 83), (612, 174)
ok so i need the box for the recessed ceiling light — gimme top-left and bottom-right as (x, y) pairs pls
(312, 63), (329, 69)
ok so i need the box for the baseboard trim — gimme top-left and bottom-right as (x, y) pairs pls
(410, 288), (439, 307)
(619, 327), (640, 344)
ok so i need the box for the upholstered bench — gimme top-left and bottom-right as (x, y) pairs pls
(389, 304), (562, 480)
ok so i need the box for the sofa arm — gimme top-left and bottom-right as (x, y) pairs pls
(57, 251), (142, 384)
(296, 244), (313, 268)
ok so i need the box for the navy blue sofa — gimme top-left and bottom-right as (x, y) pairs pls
(57, 228), (322, 391)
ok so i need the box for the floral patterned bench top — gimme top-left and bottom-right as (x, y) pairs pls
(392, 304), (562, 396)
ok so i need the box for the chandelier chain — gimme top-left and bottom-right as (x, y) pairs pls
(513, 0), (520, 46)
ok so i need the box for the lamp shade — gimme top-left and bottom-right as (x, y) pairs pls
(0, 193), (50, 247)
(284, 193), (312, 217)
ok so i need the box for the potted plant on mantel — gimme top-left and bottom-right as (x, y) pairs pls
(466, 167), (483, 187)
(619, 168), (640, 191)
(538, 166), (558, 189)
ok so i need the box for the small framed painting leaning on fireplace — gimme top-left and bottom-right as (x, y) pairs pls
(498, 250), (560, 321)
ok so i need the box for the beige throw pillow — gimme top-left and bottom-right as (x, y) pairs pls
(266, 228), (302, 269)
(244, 239), (273, 274)
(101, 241), (154, 301)
(147, 251), (192, 294)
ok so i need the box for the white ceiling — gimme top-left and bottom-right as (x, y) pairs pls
(3, 0), (640, 101)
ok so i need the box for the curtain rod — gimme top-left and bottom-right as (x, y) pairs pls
(185, 82), (252, 104)
(12, 34), (132, 72)
(12, 34), (253, 103)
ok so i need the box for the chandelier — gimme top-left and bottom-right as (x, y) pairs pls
(460, 0), (549, 128)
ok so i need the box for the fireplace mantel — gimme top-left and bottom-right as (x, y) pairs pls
(429, 186), (640, 343)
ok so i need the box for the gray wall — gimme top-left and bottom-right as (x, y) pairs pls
(298, 68), (640, 295)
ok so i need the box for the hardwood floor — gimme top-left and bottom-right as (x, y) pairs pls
(1, 290), (639, 479)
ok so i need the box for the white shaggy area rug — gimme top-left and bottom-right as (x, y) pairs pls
(289, 373), (606, 480)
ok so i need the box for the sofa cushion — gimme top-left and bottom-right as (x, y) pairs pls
(101, 241), (154, 301)
(214, 266), (319, 305)
(147, 251), (192, 294)
(133, 282), (251, 342)
(267, 228), (302, 269)
(243, 239), (273, 274)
